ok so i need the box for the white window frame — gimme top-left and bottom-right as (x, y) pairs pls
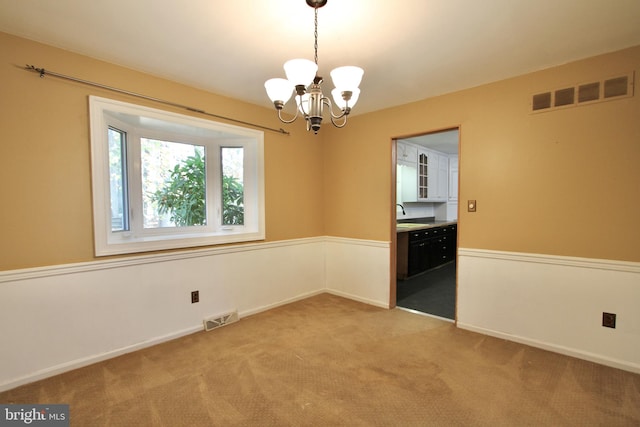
(89, 96), (265, 256)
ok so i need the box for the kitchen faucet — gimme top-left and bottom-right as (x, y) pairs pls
(396, 204), (406, 215)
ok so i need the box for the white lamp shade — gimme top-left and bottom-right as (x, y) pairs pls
(284, 59), (318, 86)
(330, 66), (364, 91)
(265, 78), (294, 104)
(332, 88), (360, 110)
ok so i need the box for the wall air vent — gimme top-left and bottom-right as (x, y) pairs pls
(204, 310), (239, 331)
(604, 76), (629, 98)
(554, 87), (575, 107)
(532, 92), (552, 111)
(578, 82), (600, 103)
(531, 71), (634, 113)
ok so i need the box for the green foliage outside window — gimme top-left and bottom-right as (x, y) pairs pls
(152, 151), (244, 226)
(222, 174), (244, 225)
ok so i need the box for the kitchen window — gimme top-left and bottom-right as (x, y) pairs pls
(89, 96), (264, 256)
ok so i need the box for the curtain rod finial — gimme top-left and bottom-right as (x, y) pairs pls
(25, 64), (46, 77)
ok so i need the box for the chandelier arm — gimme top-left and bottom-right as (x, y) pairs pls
(329, 113), (348, 128)
(321, 97), (349, 128)
(277, 107), (300, 124)
(323, 97), (349, 120)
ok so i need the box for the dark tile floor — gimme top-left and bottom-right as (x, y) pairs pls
(396, 261), (456, 320)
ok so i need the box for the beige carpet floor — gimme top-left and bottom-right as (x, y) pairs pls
(1, 293), (639, 426)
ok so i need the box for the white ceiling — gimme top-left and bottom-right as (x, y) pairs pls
(1, 0), (640, 117)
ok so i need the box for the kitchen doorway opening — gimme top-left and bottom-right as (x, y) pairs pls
(393, 128), (459, 321)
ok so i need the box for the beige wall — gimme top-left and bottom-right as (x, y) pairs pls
(0, 32), (324, 270)
(2, 31), (639, 271)
(324, 46), (640, 263)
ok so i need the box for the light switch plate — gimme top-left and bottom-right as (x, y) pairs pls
(468, 200), (477, 212)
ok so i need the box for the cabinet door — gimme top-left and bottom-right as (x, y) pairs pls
(449, 224), (458, 260)
(396, 232), (409, 280)
(398, 163), (417, 203)
(418, 149), (449, 202)
(449, 155), (458, 201)
(397, 142), (417, 164)
(418, 149), (436, 201)
(408, 240), (429, 276)
(437, 155), (449, 201)
(418, 151), (429, 200)
(439, 234), (452, 264)
(397, 142), (418, 203)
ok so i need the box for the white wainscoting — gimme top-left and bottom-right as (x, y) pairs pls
(0, 238), (327, 391)
(457, 248), (640, 373)
(9, 242), (636, 391)
(0, 237), (392, 392)
(325, 237), (391, 309)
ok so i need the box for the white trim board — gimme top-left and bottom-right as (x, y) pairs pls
(458, 248), (640, 273)
(457, 322), (640, 374)
(0, 237), (324, 284)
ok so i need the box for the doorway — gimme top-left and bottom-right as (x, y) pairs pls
(393, 128), (459, 321)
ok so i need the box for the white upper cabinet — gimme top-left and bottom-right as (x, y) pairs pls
(397, 141), (455, 204)
(448, 155), (458, 201)
(397, 141), (417, 165)
(437, 154), (449, 200)
(417, 148), (448, 202)
(397, 141), (418, 203)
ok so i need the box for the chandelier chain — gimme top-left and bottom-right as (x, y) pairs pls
(314, 7), (319, 66)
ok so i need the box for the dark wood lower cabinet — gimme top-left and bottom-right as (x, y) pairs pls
(408, 239), (428, 277)
(397, 224), (457, 280)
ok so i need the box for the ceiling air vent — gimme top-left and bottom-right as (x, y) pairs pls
(531, 71), (634, 113)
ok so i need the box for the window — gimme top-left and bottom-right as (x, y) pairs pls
(90, 96), (264, 256)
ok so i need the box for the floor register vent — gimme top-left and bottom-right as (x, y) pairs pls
(204, 311), (239, 331)
(531, 71), (634, 113)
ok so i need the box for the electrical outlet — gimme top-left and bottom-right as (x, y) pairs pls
(602, 312), (616, 328)
(468, 200), (477, 212)
(191, 290), (199, 304)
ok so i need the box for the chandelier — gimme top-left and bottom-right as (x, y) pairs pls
(264, 0), (364, 134)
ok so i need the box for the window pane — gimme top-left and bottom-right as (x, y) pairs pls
(221, 147), (244, 225)
(108, 127), (128, 232)
(142, 138), (206, 228)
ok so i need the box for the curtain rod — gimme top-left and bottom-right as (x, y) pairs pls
(24, 64), (289, 136)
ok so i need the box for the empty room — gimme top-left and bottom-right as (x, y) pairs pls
(1, 1), (639, 425)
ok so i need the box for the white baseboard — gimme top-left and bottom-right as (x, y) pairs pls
(326, 289), (390, 309)
(0, 325), (203, 393)
(457, 322), (640, 374)
(239, 289), (327, 318)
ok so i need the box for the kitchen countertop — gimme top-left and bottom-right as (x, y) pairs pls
(396, 219), (457, 233)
